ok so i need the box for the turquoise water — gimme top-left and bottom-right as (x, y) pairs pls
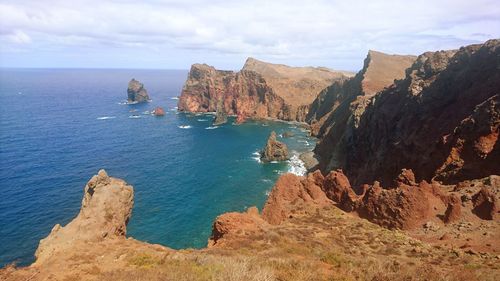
(0, 69), (315, 266)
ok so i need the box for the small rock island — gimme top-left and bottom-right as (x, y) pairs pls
(260, 131), (288, 162)
(127, 78), (150, 103)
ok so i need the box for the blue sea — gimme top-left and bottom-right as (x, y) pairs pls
(0, 69), (315, 267)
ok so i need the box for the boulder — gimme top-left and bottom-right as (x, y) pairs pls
(472, 187), (498, 220)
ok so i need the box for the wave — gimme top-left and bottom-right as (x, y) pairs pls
(205, 126), (219, 130)
(251, 151), (262, 163)
(128, 115), (141, 119)
(142, 111), (151, 115)
(178, 125), (192, 129)
(287, 153), (307, 176)
(197, 119), (208, 121)
(97, 116), (116, 120)
(170, 97), (179, 100)
(298, 140), (311, 146)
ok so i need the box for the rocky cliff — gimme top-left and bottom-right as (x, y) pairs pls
(3, 171), (499, 280)
(306, 50), (417, 136)
(178, 58), (353, 122)
(313, 40), (500, 186)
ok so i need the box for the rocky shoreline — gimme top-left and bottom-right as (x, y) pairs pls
(2, 40), (499, 280)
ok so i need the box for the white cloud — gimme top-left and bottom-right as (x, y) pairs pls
(0, 0), (499, 69)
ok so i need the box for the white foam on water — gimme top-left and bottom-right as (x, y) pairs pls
(197, 119), (208, 121)
(178, 125), (192, 129)
(170, 97), (179, 100)
(251, 151), (262, 163)
(287, 153), (307, 176)
(261, 178), (272, 183)
(205, 126), (219, 130)
(97, 116), (116, 120)
(142, 111), (151, 115)
(128, 115), (141, 119)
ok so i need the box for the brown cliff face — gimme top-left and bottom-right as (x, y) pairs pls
(178, 58), (353, 122)
(314, 39), (500, 186)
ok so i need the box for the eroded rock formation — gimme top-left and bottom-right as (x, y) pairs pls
(260, 131), (288, 162)
(178, 58), (353, 122)
(127, 79), (150, 103)
(35, 170), (134, 265)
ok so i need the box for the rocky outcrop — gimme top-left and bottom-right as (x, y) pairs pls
(34, 170), (134, 265)
(208, 206), (267, 247)
(262, 171), (331, 224)
(127, 79), (150, 103)
(259, 169), (499, 231)
(178, 58), (353, 122)
(313, 40), (500, 186)
(153, 106), (165, 116)
(260, 131), (288, 162)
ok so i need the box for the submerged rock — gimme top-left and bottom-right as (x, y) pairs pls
(127, 79), (150, 103)
(260, 131), (288, 162)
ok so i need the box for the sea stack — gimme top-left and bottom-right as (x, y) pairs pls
(212, 102), (228, 125)
(127, 78), (150, 103)
(260, 131), (288, 162)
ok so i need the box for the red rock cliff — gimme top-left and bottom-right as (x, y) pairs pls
(178, 58), (352, 122)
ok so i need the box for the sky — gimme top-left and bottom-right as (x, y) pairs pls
(0, 0), (499, 71)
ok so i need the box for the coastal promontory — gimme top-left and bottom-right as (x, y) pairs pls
(178, 58), (354, 122)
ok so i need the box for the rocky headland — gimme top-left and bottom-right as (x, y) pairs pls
(2, 40), (499, 280)
(178, 58), (354, 122)
(127, 79), (150, 103)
